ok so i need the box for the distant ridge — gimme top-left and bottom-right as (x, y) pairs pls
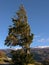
(33, 46), (49, 48)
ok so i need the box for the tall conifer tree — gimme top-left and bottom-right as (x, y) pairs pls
(5, 5), (34, 64)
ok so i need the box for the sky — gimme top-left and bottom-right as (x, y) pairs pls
(0, 0), (49, 49)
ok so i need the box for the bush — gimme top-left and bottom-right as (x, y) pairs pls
(11, 50), (35, 65)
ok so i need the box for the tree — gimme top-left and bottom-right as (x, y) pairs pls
(5, 5), (34, 65)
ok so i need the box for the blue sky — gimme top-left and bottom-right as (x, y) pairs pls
(0, 0), (49, 49)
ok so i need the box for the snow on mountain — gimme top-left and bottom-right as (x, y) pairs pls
(34, 46), (49, 48)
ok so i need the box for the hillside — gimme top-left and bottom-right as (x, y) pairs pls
(0, 47), (49, 65)
(31, 47), (49, 65)
(0, 49), (12, 64)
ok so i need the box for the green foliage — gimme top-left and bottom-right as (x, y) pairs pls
(42, 60), (49, 65)
(5, 5), (34, 64)
(11, 49), (34, 65)
(5, 5), (34, 48)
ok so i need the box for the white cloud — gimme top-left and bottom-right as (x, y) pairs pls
(37, 38), (45, 43)
(34, 35), (41, 38)
(34, 34), (49, 43)
(33, 35), (41, 41)
(46, 38), (49, 42)
(37, 38), (49, 43)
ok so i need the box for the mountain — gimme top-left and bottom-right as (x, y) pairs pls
(0, 47), (49, 65)
(31, 47), (49, 65)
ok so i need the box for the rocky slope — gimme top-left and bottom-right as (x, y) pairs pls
(0, 47), (49, 65)
(31, 47), (49, 65)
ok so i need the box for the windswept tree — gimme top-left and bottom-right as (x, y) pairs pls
(5, 5), (34, 65)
